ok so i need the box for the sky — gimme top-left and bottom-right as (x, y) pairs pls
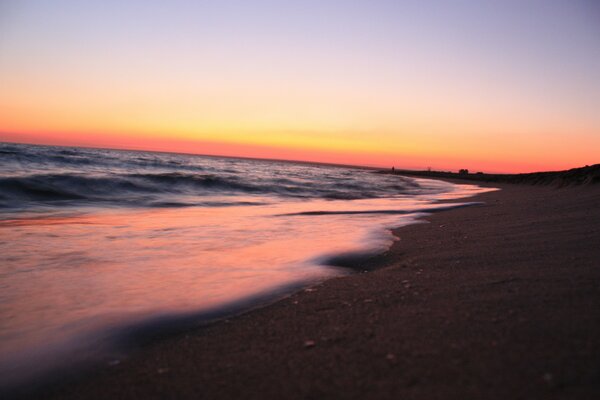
(1, 0), (599, 172)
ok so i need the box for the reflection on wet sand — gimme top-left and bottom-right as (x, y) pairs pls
(0, 189), (491, 377)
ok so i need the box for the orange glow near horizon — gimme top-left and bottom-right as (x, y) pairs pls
(1, 128), (592, 174)
(1, 1), (599, 173)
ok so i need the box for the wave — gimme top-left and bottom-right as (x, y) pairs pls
(0, 172), (263, 208)
(0, 143), (450, 210)
(0, 170), (432, 210)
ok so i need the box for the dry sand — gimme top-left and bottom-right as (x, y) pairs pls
(24, 181), (600, 399)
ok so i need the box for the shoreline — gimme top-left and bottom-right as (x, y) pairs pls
(15, 179), (600, 399)
(2, 180), (483, 396)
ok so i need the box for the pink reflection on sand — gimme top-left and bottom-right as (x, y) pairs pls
(0, 183), (494, 379)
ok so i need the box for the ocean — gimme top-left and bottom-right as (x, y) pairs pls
(0, 142), (490, 388)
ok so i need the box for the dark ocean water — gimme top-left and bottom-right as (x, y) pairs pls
(0, 142), (491, 389)
(0, 142), (436, 210)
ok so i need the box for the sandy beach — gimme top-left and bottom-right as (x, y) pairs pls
(19, 180), (600, 399)
(3, 1), (600, 398)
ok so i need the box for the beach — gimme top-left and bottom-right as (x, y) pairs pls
(22, 179), (598, 399)
(3, 1), (599, 398)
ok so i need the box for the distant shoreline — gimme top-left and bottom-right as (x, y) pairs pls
(379, 164), (600, 186)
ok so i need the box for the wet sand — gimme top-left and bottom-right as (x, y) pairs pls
(28, 181), (600, 399)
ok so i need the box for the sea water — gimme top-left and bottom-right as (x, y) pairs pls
(0, 142), (491, 387)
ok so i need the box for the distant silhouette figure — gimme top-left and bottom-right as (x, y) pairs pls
(392, 166), (395, 172)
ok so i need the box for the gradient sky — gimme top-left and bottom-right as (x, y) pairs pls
(1, 0), (599, 172)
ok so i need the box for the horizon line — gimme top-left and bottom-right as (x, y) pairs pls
(2, 139), (593, 176)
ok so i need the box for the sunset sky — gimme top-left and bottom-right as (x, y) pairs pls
(1, 0), (599, 172)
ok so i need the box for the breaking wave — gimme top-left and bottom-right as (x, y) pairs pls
(0, 143), (449, 210)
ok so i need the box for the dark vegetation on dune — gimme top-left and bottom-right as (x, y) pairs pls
(381, 164), (600, 186)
